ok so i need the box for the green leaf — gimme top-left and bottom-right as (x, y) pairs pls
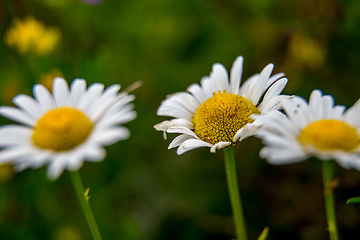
(346, 197), (360, 204)
(257, 227), (269, 240)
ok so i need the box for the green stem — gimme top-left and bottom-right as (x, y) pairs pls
(69, 171), (102, 240)
(322, 161), (339, 240)
(224, 147), (248, 240)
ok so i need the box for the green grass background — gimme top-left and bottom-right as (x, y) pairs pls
(0, 0), (360, 239)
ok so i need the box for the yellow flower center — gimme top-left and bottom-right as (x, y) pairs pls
(192, 92), (260, 144)
(32, 108), (93, 151)
(298, 119), (360, 151)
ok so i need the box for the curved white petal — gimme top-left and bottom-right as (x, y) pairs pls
(84, 145), (106, 162)
(33, 83), (56, 111)
(53, 77), (70, 107)
(169, 134), (194, 149)
(13, 94), (42, 118)
(187, 83), (206, 104)
(308, 90), (322, 120)
(261, 78), (288, 107)
(261, 147), (308, 165)
(70, 79), (87, 107)
(0, 125), (32, 146)
(210, 142), (231, 153)
(47, 156), (67, 180)
(0, 106), (37, 126)
(230, 56), (243, 94)
(177, 139), (212, 155)
(167, 126), (199, 139)
(0, 146), (33, 163)
(93, 127), (130, 146)
(79, 83), (105, 115)
(250, 63), (273, 105)
(265, 72), (285, 89)
(210, 63), (230, 93)
(200, 76), (215, 100)
(320, 95), (334, 119)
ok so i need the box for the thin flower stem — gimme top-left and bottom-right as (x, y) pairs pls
(322, 161), (339, 240)
(224, 147), (248, 240)
(69, 171), (102, 240)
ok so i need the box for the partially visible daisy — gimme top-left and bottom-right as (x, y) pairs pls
(154, 56), (289, 154)
(254, 89), (360, 169)
(0, 78), (137, 180)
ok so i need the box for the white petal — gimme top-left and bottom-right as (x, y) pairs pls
(93, 127), (130, 146)
(90, 84), (122, 120)
(343, 99), (360, 127)
(157, 104), (193, 121)
(258, 95), (291, 114)
(260, 147), (308, 165)
(154, 119), (193, 132)
(66, 151), (85, 171)
(250, 63), (273, 105)
(70, 79), (87, 107)
(253, 111), (299, 139)
(230, 56), (243, 94)
(162, 93), (198, 115)
(177, 139), (212, 155)
(33, 83), (56, 111)
(0, 146), (32, 163)
(210, 63), (230, 93)
(187, 84), (206, 104)
(331, 105), (346, 119)
(97, 110), (137, 128)
(238, 74), (259, 98)
(0, 106), (37, 126)
(320, 95), (334, 119)
(52, 77), (70, 107)
(290, 96), (313, 124)
(13, 94), (42, 118)
(154, 119), (193, 140)
(0, 125), (32, 146)
(235, 123), (258, 141)
(84, 145), (106, 162)
(79, 83), (104, 114)
(167, 126), (199, 139)
(260, 78), (288, 107)
(200, 76), (216, 99)
(210, 142), (231, 153)
(265, 72), (285, 89)
(169, 134), (194, 149)
(308, 90), (322, 120)
(281, 98), (307, 130)
(46, 156), (67, 180)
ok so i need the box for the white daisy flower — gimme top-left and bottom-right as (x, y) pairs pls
(254, 89), (360, 169)
(0, 78), (137, 180)
(154, 56), (289, 154)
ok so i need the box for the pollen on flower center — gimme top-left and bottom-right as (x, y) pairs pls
(32, 108), (93, 151)
(192, 92), (260, 144)
(298, 119), (360, 151)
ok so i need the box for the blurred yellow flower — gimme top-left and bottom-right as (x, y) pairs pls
(39, 69), (64, 91)
(287, 33), (326, 70)
(4, 17), (60, 55)
(0, 163), (15, 182)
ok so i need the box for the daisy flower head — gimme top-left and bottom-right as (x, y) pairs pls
(255, 89), (360, 169)
(0, 78), (137, 180)
(154, 56), (289, 155)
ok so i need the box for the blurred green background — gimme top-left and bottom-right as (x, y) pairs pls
(1, 0), (360, 239)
